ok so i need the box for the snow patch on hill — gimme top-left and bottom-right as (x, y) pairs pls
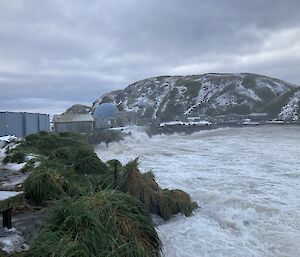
(279, 91), (300, 121)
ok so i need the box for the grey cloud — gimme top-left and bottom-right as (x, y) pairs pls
(0, 0), (300, 114)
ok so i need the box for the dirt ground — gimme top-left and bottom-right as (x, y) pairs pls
(0, 164), (47, 254)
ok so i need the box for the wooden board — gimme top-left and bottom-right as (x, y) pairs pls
(0, 191), (23, 213)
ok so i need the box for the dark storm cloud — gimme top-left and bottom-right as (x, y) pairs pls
(0, 0), (300, 114)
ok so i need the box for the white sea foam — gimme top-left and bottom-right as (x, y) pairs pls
(95, 126), (300, 257)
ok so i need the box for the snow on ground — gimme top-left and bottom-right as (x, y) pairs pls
(0, 191), (22, 201)
(1, 175), (29, 191)
(0, 136), (18, 143)
(0, 138), (30, 254)
(279, 91), (300, 121)
(0, 136), (19, 150)
(160, 121), (211, 127)
(0, 228), (28, 254)
(236, 85), (261, 102)
(213, 92), (237, 108)
(2, 163), (26, 172)
(0, 148), (5, 161)
(256, 78), (290, 95)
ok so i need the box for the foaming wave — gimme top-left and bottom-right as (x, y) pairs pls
(95, 126), (300, 257)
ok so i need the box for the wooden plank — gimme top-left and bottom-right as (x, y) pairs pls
(0, 191), (23, 213)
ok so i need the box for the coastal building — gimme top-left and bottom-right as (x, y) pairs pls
(0, 112), (50, 138)
(116, 111), (138, 127)
(53, 114), (94, 133)
(187, 115), (208, 122)
(93, 103), (119, 129)
(248, 113), (268, 121)
(137, 118), (160, 128)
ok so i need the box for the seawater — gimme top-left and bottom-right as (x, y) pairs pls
(95, 126), (300, 257)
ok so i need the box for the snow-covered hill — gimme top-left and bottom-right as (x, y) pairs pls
(69, 73), (300, 121)
(64, 104), (92, 115)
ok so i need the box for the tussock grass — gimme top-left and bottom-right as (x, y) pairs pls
(21, 132), (87, 156)
(24, 169), (67, 205)
(158, 189), (196, 220)
(26, 191), (162, 257)
(0, 251), (24, 257)
(118, 159), (197, 220)
(49, 146), (76, 165)
(2, 151), (25, 164)
(19, 133), (109, 204)
(74, 146), (108, 175)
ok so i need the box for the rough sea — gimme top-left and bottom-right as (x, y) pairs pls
(95, 126), (300, 257)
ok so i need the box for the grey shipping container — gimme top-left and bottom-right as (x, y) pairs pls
(0, 112), (50, 138)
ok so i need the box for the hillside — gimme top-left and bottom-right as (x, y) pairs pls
(64, 104), (92, 114)
(75, 73), (300, 122)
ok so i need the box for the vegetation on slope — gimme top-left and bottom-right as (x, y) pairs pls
(63, 104), (92, 114)
(90, 73), (299, 121)
(261, 87), (299, 118)
(109, 159), (197, 220)
(26, 191), (161, 257)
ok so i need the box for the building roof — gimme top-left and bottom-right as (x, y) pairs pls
(94, 103), (119, 118)
(249, 113), (268, 117)
(53, 114), (94, 123)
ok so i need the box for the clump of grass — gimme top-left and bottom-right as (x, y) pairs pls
(49, 146), (76, 166)
(118, 159), (197, 220)
(0, 251), (24, 257)
(20, 159), (36, 173)
(24, 169), (67, 205)
(26, 191), (162, 257)
(4, 132), (109, 176)
(20, 132), (87, 156)
(157, 189), (196, 220)
(74, 146), (109, 174)
(107, 159), (123, 173)
(2, 151), (25, 164)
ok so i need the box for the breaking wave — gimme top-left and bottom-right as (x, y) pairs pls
(95, 126), (300, 257)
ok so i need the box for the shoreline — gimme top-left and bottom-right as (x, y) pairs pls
(149, 122), (300, 136)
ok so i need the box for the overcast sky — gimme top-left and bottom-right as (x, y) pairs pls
(0, 0), (300, 114)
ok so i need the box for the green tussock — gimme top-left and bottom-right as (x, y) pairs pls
(0, 251), (24, 257)
(2, 151), (25, 164)
(21, 132), (87, 156)
(73, 146), (108, 175)
(14, 132), (109, 204)
(261, 87), (300, 118)
(26, 191), (162, 257)
(117, 159), (197, 220)
(3, 132), (88, 166)
(24, 169), (67, 205)
(158, 189), (197, 220)
(49, 146), (76, 165)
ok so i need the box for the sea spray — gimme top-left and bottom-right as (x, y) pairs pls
(96, 126), (300, 257)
